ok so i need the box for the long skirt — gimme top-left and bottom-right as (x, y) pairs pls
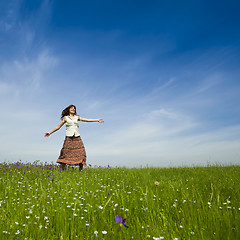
(57, 136), (87, 165)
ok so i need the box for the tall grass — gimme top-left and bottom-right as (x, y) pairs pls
(0, 162), (239, 239)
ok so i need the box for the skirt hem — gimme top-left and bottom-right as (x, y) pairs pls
(57, 159), (87, 165)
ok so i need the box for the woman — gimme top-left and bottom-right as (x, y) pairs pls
(44, 105), (104, 171)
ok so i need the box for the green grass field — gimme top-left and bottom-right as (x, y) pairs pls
(0, 162), (239, 239)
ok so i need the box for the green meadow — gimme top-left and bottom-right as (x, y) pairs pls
(0, 162), (239, 240)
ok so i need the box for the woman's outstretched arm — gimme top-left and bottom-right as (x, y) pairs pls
(78, 116), (104, 123)
(44, 119), (66, 137)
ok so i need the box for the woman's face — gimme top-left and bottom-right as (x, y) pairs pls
(69, 106), (76, 114)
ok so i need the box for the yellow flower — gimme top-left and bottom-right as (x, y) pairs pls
(155, 181), (159, 186)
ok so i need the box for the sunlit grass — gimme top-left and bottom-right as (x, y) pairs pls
(0, 161), (239, 239)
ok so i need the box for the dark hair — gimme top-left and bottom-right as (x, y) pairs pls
(61, 105), (77, 119)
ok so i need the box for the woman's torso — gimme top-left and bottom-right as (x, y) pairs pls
(65, 115), (80, 137)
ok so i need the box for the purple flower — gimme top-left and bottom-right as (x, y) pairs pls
(115, 215), (129, 228)
(107, 193), (110, 198)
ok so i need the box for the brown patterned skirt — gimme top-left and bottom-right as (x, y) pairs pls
(57, 136), (86, 165)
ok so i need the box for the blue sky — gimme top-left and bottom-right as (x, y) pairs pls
(0, 0), (240, 167)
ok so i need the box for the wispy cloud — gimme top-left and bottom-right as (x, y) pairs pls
(0, 50), (58, 99)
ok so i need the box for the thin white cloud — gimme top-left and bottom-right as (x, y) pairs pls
(0, 49), (58, 93)
(87, 121), (240, 167)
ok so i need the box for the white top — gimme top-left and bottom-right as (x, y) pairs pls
(64, 115), (80, 137)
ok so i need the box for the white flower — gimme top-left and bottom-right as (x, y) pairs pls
(15, 230), (20, 235)
(99, 206), (103, 209)
(114, 204), (118, 207)
(180, 225), (183, 228)
(102, 230), (107, 234)
(44, 216), (48, 220)
(15, 222), (19, 225)
(94, 231), (98, 236)
(26, 216), (30, 219)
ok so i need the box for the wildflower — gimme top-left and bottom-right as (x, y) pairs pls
(106, 193), (110, 198)
(94, 231), (98, 236)
(116, 215), (129, 228)
(102, 230), (107, 234)
(155, 181), (159, 186)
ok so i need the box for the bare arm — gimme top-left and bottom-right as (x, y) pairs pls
(44, 119), (66, 137)
(78, 116), (104, 123)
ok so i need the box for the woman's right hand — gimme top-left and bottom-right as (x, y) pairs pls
(44, 132), (51, 137)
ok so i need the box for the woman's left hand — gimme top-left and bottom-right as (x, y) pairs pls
(98, 119), (104, 123)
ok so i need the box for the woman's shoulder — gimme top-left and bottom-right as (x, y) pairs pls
(62, 116), (68, 121)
